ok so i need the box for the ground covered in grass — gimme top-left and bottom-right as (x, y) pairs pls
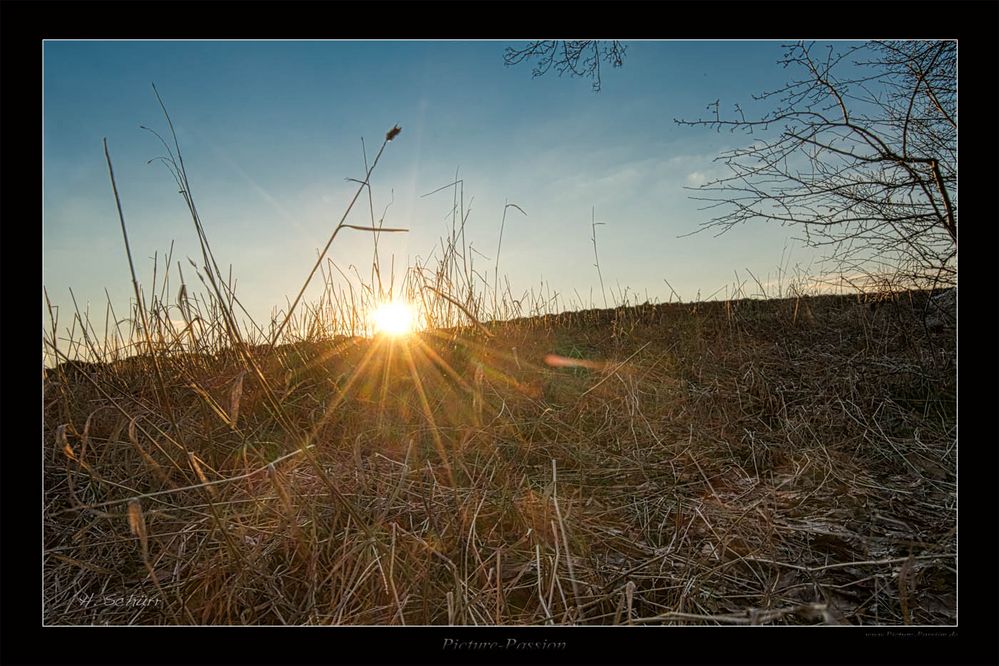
(43, 291), (956, 625)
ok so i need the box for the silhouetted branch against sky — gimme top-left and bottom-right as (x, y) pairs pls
(673, 40), (956, 286)
(504, 40), (627, 92)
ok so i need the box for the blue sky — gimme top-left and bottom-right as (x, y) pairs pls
(44, 40), (836, 338)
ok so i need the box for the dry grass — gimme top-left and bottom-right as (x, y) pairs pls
(42, 100), (955, 625)
(43, 291), (956, 625)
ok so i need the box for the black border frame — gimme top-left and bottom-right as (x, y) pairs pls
(4, 2), (996, 664)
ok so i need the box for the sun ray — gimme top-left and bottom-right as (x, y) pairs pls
(299, 335), (385, 450)
(401, 340), (458, 488)
(377, 337), (397, 429)
(409, 335), (475, 394)
(418, 328), (544, 397)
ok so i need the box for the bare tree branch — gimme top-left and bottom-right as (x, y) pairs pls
(675, 41), (956, 286)
(504, 40), (627, 92)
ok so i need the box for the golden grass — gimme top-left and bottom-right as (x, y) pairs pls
(43, 293), (956, 625)
(42, 98), (955, 625)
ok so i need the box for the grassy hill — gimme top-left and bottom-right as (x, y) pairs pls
(43, 290), (955, 625)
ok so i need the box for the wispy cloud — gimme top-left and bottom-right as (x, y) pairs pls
(686, 171), (707, 186)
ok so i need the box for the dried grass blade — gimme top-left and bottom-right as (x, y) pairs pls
(229, 370), (246, 428)
(127, 498), (149, 560)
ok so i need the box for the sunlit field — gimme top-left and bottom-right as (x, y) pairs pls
(43, 282), (957, 625)
(42, 155), (958, 625)
(42, 41), (957, 626)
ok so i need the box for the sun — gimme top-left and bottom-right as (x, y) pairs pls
(371, 301), (418, 337)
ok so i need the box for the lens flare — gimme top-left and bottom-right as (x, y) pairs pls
(371, 301), (417, 337)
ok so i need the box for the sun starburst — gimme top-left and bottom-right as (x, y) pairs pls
(371, 301), (417, 337)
